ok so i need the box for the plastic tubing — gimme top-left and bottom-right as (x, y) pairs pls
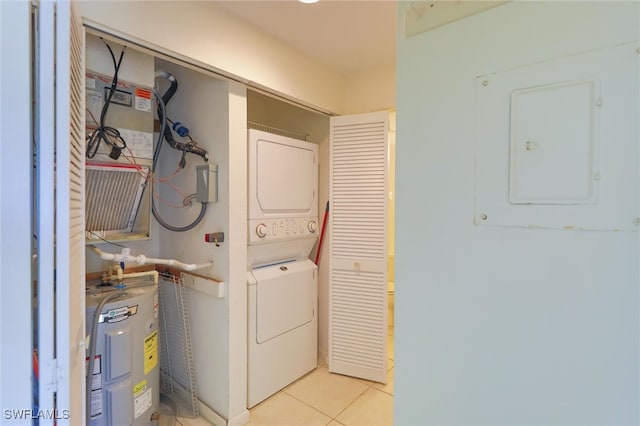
(110, 264), (159, 285)
(90, 246), (214, 272)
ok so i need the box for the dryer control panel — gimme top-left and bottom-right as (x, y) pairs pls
(248, 217), (318, 244)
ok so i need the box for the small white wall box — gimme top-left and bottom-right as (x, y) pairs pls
(197, 163), (218, 203)
(509, 80), (597, 204)
(474, 42), (639, 231)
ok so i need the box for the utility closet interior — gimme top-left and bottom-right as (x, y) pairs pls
(81, 29), (364, 426)
(5, 2), (635, 426)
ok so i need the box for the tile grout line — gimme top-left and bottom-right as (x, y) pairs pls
(282, 388), (337, 421)
(281, 368), (378, 423)
(329, 384), (373, 423)
(253, 364), (393, 425)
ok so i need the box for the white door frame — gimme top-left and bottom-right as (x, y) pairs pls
(0, 0), (35, 419)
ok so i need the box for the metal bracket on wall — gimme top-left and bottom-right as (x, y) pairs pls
(204, 232), (225, 246)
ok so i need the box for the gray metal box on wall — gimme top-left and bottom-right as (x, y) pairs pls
(474, 41), (639, 232)
(197, 163), (218, 203)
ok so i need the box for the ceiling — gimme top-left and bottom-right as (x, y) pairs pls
(214, 0), (397, 77)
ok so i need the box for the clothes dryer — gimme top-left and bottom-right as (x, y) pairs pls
(247, 129), (318, 265)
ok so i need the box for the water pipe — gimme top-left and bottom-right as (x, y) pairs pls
(110, 264), (159, 285)
(90, 246), (214, 271)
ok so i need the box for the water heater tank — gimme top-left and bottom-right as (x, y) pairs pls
(86, 284), (160, 425)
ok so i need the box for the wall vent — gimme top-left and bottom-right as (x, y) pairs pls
(85, 163), (148, 235)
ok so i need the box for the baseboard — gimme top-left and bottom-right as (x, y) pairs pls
(227, 409), (251, 426)
(198, 402), (228, 426)
(166, 379), (227, 426)
(318, 348), (328, 367)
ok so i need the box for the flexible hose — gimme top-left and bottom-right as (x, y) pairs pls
(152, 86), (167, 172)
(86, 290), (127, 424)
(151, 81), (207, 232)
(152, 195), (207, 233)
(154, 71), (208, 162)
(156, 70), (178, 105)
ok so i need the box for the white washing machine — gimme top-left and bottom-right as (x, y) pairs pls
(247, 129), (319, 408)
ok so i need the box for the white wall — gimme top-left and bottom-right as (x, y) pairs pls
(226, 81), (250, 425)
(0, 0), (33, 420)
(395, 2), (639, 425)
(77, 1), (346, 115)
(154, 60), (230, 281)
(154, 59), (248, 422)
(343, 60), (396, 115)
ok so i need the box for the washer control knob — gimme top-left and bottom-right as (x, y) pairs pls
(256, 223), (267, 238)
(308, 220), (317, 233)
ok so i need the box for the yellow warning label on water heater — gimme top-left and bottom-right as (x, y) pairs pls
(144, 330), (158, 375)
(133, 379), (147, 397)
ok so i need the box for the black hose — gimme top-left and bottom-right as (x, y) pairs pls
(154, 71), (208, 162)
(155, 71), (208, 163)
(161, 75), (178, 106)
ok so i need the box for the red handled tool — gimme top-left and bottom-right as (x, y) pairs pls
(314, 201), (329, 266)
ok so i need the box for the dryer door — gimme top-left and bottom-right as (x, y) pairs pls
(252, 260), (316, 344)
(248, 129), (318, 220)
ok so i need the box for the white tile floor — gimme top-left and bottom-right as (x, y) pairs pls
(246, 325), (394, 426)
(177, 326), (394, 426)
(176, 328), (394, 426)
(176, 417), (214, 426)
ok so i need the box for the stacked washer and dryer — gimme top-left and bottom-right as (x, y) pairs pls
(247, 129), (319, 408)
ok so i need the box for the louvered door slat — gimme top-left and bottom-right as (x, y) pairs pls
(329, 112), (389, 383)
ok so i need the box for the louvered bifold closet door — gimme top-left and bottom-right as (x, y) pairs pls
(56, 3), (86, 423)
(329, 112), (388, 383)
(37, 1), (86, 424)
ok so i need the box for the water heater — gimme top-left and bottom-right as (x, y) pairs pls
(86, 284), (160, 425)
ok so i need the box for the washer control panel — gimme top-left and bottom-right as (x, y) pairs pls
(248, 217), (319, 244)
